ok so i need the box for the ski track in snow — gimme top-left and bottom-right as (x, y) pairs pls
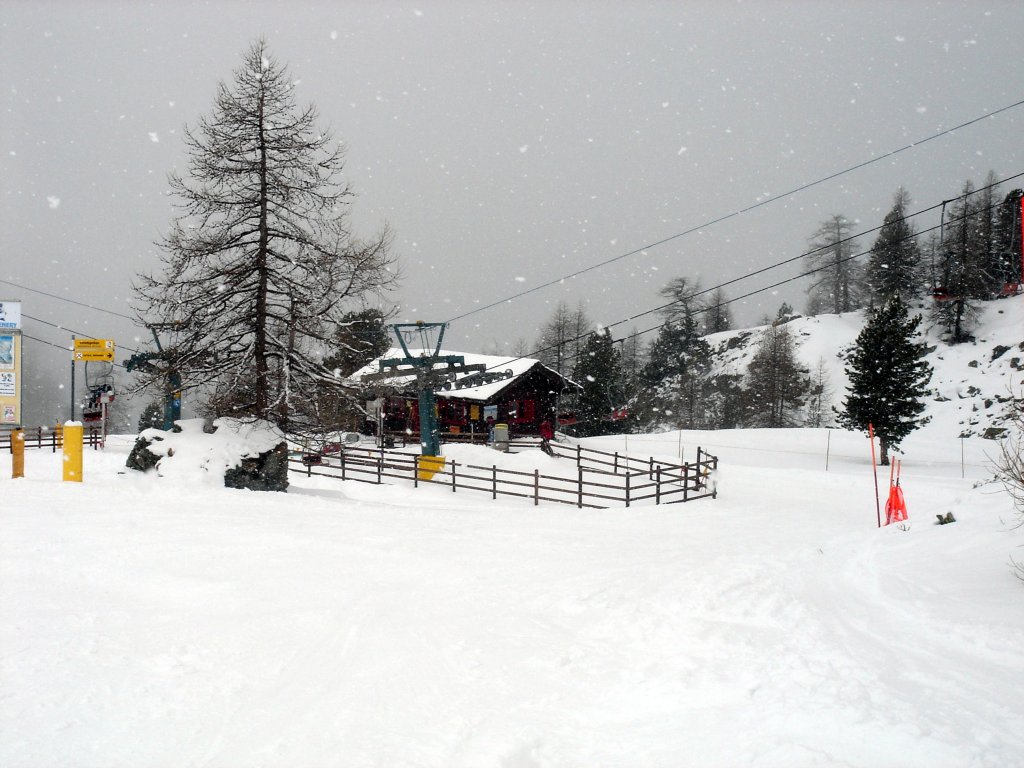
(1, 426), (1022, 767)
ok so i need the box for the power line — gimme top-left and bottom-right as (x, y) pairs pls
(444, 97), (1024, 325)
(0, 278), (137, 321)
(20, 332), (128, 371)
(476, 176), (1019, 375)
(21, 312), (142, 357)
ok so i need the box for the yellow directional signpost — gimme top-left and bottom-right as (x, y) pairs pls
(73, 338), (115, 362)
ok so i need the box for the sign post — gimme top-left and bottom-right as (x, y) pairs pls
(73, 338), (115, 362)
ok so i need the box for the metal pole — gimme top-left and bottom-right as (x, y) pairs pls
(70, 335), (75, 421)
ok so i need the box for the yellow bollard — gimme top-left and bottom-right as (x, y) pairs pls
(62, 422), (83, 483)
(416, 454), (446, 481)
(11, 428), (24, 479)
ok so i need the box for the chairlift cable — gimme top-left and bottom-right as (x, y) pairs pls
(444, 98), (1024, 326)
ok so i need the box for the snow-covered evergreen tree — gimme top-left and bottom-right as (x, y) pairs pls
(744, 322), (808, 428)
(866, 188), (922, 304)
(837, 294), (932, 465)
(993, 188), (1023, 288)
(932, 181), (994, 343)
(804, 358), (834, 428)
(571, 328), (623, 437)
(640, 278), (714, 429)
(137, 400), (164, 432)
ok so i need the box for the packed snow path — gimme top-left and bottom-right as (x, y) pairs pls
(1, 429), (1022, 767)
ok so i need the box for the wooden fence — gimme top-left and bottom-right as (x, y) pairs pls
(289, 441), (718, 509)
(0, 426), (102, 452)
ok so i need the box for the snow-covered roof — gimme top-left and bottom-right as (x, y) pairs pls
(352, 348), (570, 402)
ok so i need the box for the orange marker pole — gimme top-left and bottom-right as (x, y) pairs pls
(868, 423), (881, 528)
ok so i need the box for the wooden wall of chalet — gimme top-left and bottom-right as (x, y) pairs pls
(381, 363), (571, 437)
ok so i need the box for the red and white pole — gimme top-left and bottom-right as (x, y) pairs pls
(868, 423), (881, 528)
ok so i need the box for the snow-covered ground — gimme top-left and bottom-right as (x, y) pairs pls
(2, 421), (1022, 766)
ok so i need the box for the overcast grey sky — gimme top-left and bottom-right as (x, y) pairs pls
(2, 0), (1023, 424)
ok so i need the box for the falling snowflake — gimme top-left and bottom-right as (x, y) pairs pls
(148, 132), (160, 143)
(47, 196), (61, 209)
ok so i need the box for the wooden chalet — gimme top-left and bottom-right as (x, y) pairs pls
(355, 350), (578, 438)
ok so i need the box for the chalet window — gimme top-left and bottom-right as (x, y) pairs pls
(512, 399), (535, 423)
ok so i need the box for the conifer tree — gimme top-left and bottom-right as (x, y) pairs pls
(134, 40), (396, 429)
(805, 214), (865, 315)
(993, 188), (1023, 288)
(837, 294), (932, 464)
(640, 277), (714, 429)
(804, 358), (834, 428)
(866, 188), (922, 304)
(701, 287), (733, 334)
(744, 322), (808, 428)
(932, 181), (993, 343)
(536, 300), (591, 379)
(571, 328), (623, 436)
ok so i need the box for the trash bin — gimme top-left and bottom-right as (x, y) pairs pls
(493, 423), (509, 453)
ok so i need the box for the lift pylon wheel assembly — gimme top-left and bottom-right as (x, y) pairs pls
(125, 324), (183, 431)
(361, 321), (486, 456)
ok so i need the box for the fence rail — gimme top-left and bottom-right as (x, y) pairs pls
(0, 426), (102, 452)
(290, 441), (718, 509)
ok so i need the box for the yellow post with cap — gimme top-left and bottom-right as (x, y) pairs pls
(62, 422), (83, 482)
(11, 428), (24, 479)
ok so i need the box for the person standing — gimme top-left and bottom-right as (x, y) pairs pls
(538, 417), (555, 456)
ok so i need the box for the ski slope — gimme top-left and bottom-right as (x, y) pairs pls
(2, 423), (1022, 767)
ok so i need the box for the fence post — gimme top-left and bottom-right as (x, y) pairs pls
(36, 427), (42, 449)
(578, 466), (584, 508)
(649, 456), (654, 481)
(614, 451), (619, 474)
(492, 465), (497, 500)
(340, 450), (346, 481)
(534, 469), (539, 506)
(451, 461), (457, 493)
(655, 466), (662, 504)
(625, 470), (631, 508)
(377, 451), (382, 484)
(414, 455), (419, 488)
(683, 464), (689, 502)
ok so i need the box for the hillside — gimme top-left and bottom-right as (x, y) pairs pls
(705, 293), (1024, 439)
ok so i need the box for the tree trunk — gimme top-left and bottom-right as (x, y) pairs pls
(879, 436), (890, 466)
(254, 75), (270, 418)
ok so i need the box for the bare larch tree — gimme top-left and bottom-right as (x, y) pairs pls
(134, 40), (397, 429)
